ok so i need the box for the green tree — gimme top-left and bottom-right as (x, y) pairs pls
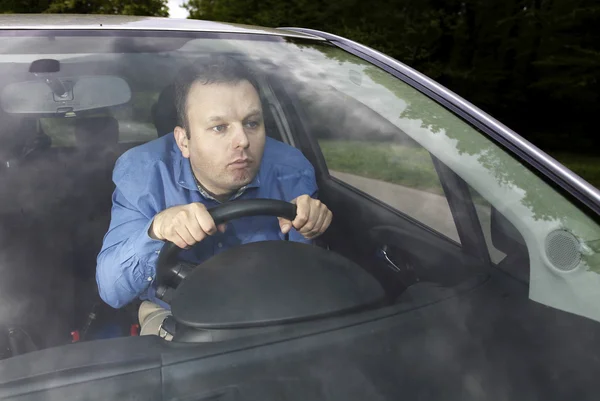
(0, 0), (169, 16)
(0, 0), (52, 13)
(183, 0), (600, 154)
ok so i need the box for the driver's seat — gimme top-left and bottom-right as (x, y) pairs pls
(151, 84), (177, 137)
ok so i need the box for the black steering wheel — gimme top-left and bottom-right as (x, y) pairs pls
(152, 199), (385, 335)
(155, 199), (297, 297)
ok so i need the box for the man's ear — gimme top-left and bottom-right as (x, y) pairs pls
(174, 126), (190, 158)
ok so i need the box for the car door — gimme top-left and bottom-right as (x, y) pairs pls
(266, 65), (491, 300)
(262, 33), (600, 332)
(258, 41), (600, 398)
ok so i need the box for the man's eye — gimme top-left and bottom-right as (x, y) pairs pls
(212, 124), (227, 133)
(244, 120), (260, 129)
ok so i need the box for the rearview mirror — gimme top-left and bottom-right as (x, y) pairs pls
(0, 75), (131, 115)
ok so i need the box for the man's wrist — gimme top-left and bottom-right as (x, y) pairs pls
(133, 219), (165, 282)
(148, 216), (161, 240)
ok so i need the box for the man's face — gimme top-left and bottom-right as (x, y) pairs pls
(174, 80), (266, 198)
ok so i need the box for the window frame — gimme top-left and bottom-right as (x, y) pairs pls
(265, 64), (484, 252)
(272, 29), (600, 269)
(308, 30), (600, 222)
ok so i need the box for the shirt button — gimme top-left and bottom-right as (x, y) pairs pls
(147, 277), (152, 282)
(218, 242), (223, 248)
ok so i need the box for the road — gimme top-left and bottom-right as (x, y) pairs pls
(330, 171), (505, 263)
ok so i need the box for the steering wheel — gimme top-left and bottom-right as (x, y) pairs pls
(154, 199), (297, 297)
(152, 198), (385, 335)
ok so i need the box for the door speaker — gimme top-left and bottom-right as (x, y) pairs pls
(545, 229), (581, 272)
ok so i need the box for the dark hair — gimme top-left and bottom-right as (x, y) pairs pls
(174, 55), (261, 136)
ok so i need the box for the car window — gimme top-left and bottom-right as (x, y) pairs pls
(297, 86), (460, 242)
(247, 42), (600, 322)
(279, 45), (600, 323)
(0, 31), (599, 371)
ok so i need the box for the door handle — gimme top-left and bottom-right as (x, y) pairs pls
(377, 245), (402, 272)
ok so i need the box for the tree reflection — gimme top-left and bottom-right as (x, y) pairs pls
(363, 65), (572, 223)
(289, 43), (600, 273)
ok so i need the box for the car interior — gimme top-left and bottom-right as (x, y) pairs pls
(1, 36), (599, 401)
(0, 57), (330, 355)
(0, 49), (483, 355)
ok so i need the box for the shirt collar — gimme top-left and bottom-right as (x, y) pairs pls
(175, 152), (261, 202)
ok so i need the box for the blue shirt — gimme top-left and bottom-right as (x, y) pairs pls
(96, 134), (317, 309)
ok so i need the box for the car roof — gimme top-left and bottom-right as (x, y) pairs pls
(0, 14), (325, 40)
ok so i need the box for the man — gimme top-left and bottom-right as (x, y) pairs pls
(96, 56), (332, 335)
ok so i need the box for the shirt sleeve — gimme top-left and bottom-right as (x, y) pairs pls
(96, 187), (164, 308)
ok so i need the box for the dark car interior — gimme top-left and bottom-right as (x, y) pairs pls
(0, 111), (136, 354)
(0, 63), (334, 355)
(0, 41), (600, 401)
(0, 65), (478, 355)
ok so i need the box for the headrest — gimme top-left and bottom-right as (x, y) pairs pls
(75, 117), (119, 149)
(151, 84), (177, 137)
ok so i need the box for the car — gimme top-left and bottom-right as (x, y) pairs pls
(0, 13), (599, 401)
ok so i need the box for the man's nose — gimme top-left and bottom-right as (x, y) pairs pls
(232, 123), (250, 149)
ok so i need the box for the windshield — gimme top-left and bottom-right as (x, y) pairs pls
(1, 30), (599, 399)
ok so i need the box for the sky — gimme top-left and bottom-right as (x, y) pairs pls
(167, 0), (189, 19)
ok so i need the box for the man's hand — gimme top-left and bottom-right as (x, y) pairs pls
(278, 195), (333, 240)
(149, 203), (226, 249)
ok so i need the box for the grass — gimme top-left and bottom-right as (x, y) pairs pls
(40, 125), (600, 192)
(319, 140), (600, 196)
(40, 117), (157, 147)
(319, 140), (445, 194)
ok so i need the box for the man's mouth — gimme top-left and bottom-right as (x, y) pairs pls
(228, 158), (251, 168)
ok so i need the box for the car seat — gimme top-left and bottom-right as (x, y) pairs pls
(151, 84), (177, 137)
(0, 115), (51, 169)
(0, 113), (74, 352)
(68, 117), (121, 326)
(71, 116), (119, 264)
